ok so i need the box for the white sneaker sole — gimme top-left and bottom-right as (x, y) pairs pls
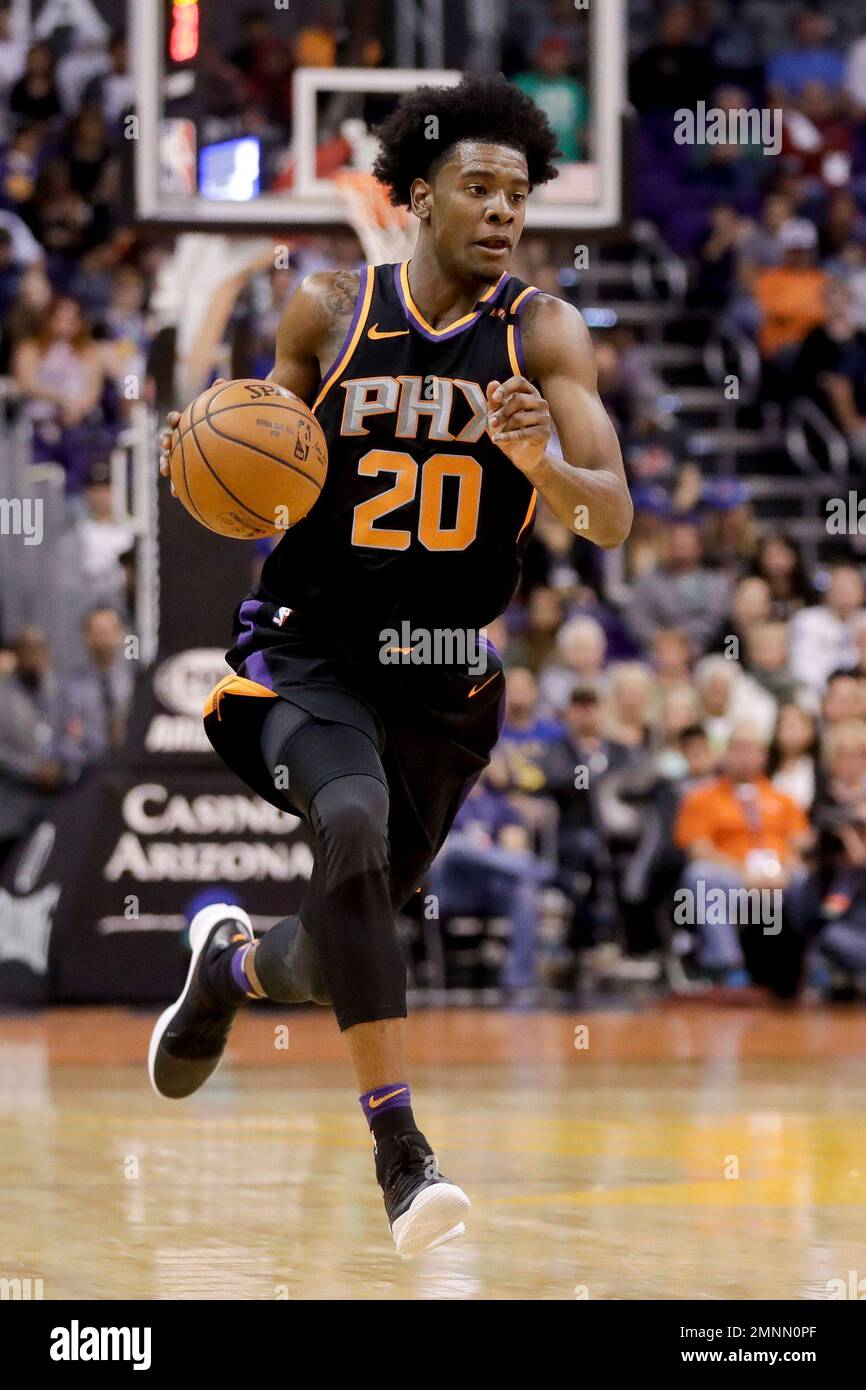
(147, 903), (253, 1099)
(391, 1182), (472, 1259)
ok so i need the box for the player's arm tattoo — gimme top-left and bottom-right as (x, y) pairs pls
(323, 270), (362, 349)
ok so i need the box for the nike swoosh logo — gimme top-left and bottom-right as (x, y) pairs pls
(369, 1087), (409, 1108)
(385, 646), (415, 654)
(368, 323), (409, 339)
(468, 673), (499, 698)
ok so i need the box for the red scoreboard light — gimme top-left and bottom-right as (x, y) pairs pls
(169, 0), (200, 64)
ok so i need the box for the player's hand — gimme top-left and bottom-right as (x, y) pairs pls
(487, 376), (551, 478)
(158, 411), (181, 495)
(159, 380), (227, 494)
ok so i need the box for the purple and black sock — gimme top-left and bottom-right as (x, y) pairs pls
(205, 938), (259, 1004)
(360, 1082), (416, 1145)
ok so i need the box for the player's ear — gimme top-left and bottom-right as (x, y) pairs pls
(410, 178), (432, 221)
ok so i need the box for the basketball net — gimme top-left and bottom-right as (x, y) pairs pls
(334, 169), (417, 265)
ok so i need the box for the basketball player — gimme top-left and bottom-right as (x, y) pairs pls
(150, 75), (632, 1256)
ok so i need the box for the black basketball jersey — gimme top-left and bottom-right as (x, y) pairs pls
(259, 260), (541, 639)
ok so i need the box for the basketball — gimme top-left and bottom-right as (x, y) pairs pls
(169, 379), (328, 540)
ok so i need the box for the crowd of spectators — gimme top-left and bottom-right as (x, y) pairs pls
(634, 2), (866, 453)
(3, 2), (866, 1003)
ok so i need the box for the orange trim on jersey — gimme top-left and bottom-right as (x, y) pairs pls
(313, 265), (376, 413)
(506, 324), (520, 376)
(506, 285), (539, 376)
(511, 285), (539, 313)
(204, 675), (278, 721)
(399, 260), (506, 337)
(516, 489), (537, 542)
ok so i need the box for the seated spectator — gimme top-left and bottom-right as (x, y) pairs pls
(629, 2), (716, 115)
(815, 719), (866, 816)
(428, 766), (555, 993)
(710, 574), (771, 656)
(657, 686), (705, 776)
(537, 614), (607, 716)
(63, 461), (135, 619)
(767, 10), (846, 101)
(12, 294), (109, 492)
(295, 11), (341, 68)
(650, 626), (693, 694)
(794, 278), (866, 450)
(697, 203), (747, 307)
(609, 326), (666, 420)
(738, 192), (796, 289)
(508, 586), (564, 673)
(64, 106), (112, 202)
(700, 479), (758, 575)
(23, 157), (95, 269)
(55, 31), (114, 116)
(820, 191), (866, 264)
(822, 669), (866, 726)
(0, 123), (44, 215)
(498, 666), (564, 850)
(619, 721), (717, 929)
(674, 723), (810, 991)
(789, 563), (865, 694)
(9, 41), (63, 128)
(627, 521), (732, 656)
(779, 79), (854, 193)
(753, 219), (828, 366)
(2, 262), (52, 364)
(540, 685), (633, 943)
(0, 627), (68, 869)
(624, 412), (693, 509)
(606, 662), (655, 749)
(82, 31), (134, 132)
(95, 265), (153, 404)
(58, 607), (134, 774)
(768, 702), (819, 810)
(694, 653), (778, 748)
(745, 621), (804, 706)
(789, 804), (866, 987)
(514, 36), (588, 161)
(750, 533), (813, 620)
(498, 665), (563, 789)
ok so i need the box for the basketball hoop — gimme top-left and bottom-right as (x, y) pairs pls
(334, 169), (417, 265)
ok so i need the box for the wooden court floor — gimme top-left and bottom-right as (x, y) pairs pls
(1, 1004), (865, 1300)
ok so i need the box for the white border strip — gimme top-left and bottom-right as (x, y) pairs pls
(134, 2), (625, 230)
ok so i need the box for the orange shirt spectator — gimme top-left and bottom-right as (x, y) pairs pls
(753, 217), (827, 358)
(675, 774), (808, 866)
(754, 265), (828, 358)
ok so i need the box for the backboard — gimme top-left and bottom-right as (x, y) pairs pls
(133, 0), (626, 235)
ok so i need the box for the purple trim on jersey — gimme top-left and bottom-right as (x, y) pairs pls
(242, 647), (273, 690)
(235, 598), (264, 650)
(234, 599), (274, 689)
(394, 263), (510, 343)
(316, 263), (371, 398)
(495, 681), (508, 739)
(513, 287), (541, 376)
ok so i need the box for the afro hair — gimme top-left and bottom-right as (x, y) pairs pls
(371, 74), (561, 208)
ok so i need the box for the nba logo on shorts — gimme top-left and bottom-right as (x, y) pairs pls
(273, 607), (293, 627)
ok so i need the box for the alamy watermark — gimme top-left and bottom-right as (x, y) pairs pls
(0, 497), (42, 545)
(674, 102), (782, 158)
(674, 881), (782, 935)
(379, 623), (488, 674)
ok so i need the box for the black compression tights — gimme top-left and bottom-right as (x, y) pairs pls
(252, 699), (407, 1031)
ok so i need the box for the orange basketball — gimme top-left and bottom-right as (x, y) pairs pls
(169, 379), (328, 540)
